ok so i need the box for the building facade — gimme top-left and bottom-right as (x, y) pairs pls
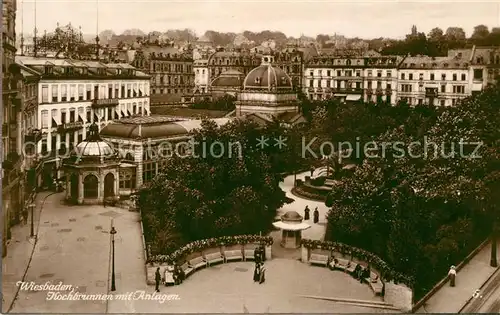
(364, 56), (404, 105)
(2, 0), (24, 257)
(131, 45), (194, 106)
(207, 50), (261, 85)
(398, 56), (470, 106)
(193, 59), (209, 93)
(304, 56), (367, 102)
(16, 56), (150, 187)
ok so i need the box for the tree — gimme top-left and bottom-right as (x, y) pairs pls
(428, 28), (444, 42)
(471, 25), (490, 42)
(138, 119), (288, 255)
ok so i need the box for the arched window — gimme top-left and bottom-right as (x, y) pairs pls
(83, 174), (98, 199)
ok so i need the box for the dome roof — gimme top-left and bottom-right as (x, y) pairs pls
(73, 123), (116, 159)
(211, 70), (245, 87)
(243, 62), (293, 91)
(281, 211), (303, 222)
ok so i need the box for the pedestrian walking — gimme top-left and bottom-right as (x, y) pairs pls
(313, 207), (319, 224)
(448, 265), (456, 287)
(253, 263), (261, 282)
(304, 206), (310, 220)
(155, 267), (161, 292)
(254, 247), (261, 264)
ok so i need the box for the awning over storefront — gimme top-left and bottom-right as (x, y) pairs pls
(346, 94), (362, 101)
(334, 94), (347, 97)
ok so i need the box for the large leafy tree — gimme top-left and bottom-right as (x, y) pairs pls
(325, 87), (499, 298)
(138, 119), (288, 255)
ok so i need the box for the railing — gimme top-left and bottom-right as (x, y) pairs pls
(92, 98), (120, 108)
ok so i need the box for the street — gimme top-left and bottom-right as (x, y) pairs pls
(460, 267), (500, 313)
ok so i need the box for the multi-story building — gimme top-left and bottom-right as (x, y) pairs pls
(131, 45), (194, 106)
(304, 56), (367, 102)
(398, 56), (470, 106)
(16, 56), (150, 187)
(207, 50), (261, 85)
(274, 48), (305, 91)
(363, 56), (405, 104)
(2, 0), (25, 257)
(193, 59), (209, 93)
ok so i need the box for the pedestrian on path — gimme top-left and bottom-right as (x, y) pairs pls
(448, 265), (456, 287)
(254, 247), (261, 264)
(304, 206), (310, 220)
(155, 267), (161, 292)
(313, 207), (319, 224)
(253, 262), (261, 282)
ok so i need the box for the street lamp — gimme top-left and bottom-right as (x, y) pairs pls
(110, 225), (117, 291)
(29, 204), (36, 238)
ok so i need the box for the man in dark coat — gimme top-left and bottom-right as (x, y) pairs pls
(253, 263), (261, 282)
(155, 267), (161, 292)
(254, 247), (261, 264)
(304, 206), (310, 220)
(313, 207), (319, 223)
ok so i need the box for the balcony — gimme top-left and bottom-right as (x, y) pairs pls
(58, 121), (84, 132)
(92, 98), (119, 108)
(425, 89), (439, 97)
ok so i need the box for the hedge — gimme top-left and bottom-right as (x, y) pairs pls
(147, 235), (273, 264)
(301, 239), (414, 287)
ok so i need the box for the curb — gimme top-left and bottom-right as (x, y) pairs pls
(457, 265), (500, 313)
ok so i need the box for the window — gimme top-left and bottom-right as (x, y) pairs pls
(78, 85), (84, 101)
(309, 71), (313, 77)
(337, 70), (342, 76)
(430, 73), (435, 81)
(127, 84), (132, 97)
(108, 84), (113, 98)
(61, 85), (67, 102)
(86, 108), (91, 122)
(326, 80), (330, 88)
(115, 84), (119, 98)
(356, 70), (361, 77)
(401, 73), (405, 80)
(41, 139), (48, 154)
(409, 73), (413, 80)
(41, 110), (49, 128)
(386, 71), (392, 77)
(461, 73), (466, 81)
(377, 71), (382, 77)
(440, 99), (445, 106)
(51, 109), (58, 127)
(86, 85), (91, 100)
(401, 84), (412, 92)
(367, 70), (372, 77)
(418, 99), (423, 105)
(69, 109), (75, 122)
(327, 70), (331, 77)
(441, 85), (446, 93)
(142, 161), (156, 183)
(386, 83), (392, 90)
(52, 85), (58, 102)
(70, 85), (76, 101)
(119, 169), (136, 189)
(453, 85), (465, 94)
(317, 80), (321, 88)
(452, 74), (457, 81)
(441, 73), (446, 80)
(473, 69), (483, 80)
(61, 110), (67, 123)
(42, 85), (49, 103)
(419, 73), (423, 80)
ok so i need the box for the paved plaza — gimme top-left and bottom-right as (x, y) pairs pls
(3, 172), (390, 313)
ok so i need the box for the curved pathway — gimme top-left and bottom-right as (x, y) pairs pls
(270, 169), (330, 259)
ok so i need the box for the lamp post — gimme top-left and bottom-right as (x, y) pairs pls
(110, 225), (117, 291)
(29, 204), (35, 238)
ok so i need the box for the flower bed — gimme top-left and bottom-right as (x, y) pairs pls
(147, 235), (273, 264)
(291, 186), (327, 201)
(301, 239), (413, 287)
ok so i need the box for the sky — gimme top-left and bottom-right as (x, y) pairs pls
(15, 0), (500, 39)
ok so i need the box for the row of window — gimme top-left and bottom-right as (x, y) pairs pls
(39, 102), (148, 128)
(152, 88), (192, 95)
(308, 80), (364, 89)
(400, 84), (466, 94)
(309, 69), (365, 77)
(151, 62), (192, 73)
(400, 72), (467, 81)
(400, 97), (466, 106)
(153, 75), (194, 85)
(40, 82), (150, 104)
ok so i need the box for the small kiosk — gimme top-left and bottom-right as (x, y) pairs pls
(273, 211), (311, 249)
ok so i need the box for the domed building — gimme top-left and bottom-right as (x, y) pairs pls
(235, 55), (305, 125)
(63, 123), (121, 205)
(209, 69), (245, 99)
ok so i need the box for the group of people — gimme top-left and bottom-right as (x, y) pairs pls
(353, 264), (371, 283)
(154, 264), (186, 292)
(304, 206), (320, 223)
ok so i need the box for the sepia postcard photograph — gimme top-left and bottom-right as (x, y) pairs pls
(1, 0), (500, 313)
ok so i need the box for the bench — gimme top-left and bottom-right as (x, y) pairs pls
(224, 250), (243, 263)
(309, 254), (329, 267)
(205, 252), (224, 266)
(189, 256), (207, 270)
(180, 262), (194, 278)
(244, 249), (255, 261)
(332, 258), (349, 271)
(369, 279), (384, 295)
